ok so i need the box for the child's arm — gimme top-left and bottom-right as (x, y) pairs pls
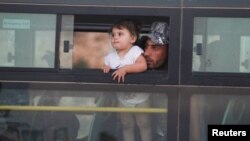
(112, 54), (147, 83)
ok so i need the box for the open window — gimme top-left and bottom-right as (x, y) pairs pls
(59, 14), (174, 84)
(60, 15), (169, 69)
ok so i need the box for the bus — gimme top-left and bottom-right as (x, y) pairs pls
(0, 0), (250, 141)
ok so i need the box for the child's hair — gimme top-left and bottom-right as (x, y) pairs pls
(111, 19), (141, 44)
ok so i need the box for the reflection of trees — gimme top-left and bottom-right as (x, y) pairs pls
(73, 32), (110, 69)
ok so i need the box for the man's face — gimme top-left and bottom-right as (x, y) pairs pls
(144, 39), (167, 69)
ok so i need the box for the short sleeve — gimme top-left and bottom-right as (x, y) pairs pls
(131, 45), (144, 60)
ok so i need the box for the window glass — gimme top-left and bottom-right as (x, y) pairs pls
(192, 17), (250, 73)
(60, 15), (74, 69)
(0, 13), (56, 68)
(190, 94), (250, 141)
(0, 84), (167, 141)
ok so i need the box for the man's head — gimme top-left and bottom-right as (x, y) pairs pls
(144, 38), (168, 69)
(143, 22), (169, 69)
(149, 22), (169, 45)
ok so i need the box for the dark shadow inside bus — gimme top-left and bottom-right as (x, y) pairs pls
(190, 94), (250, 141)
(0, 83), (168, 141)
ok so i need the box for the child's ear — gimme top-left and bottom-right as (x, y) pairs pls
(130, 35), (137, 44)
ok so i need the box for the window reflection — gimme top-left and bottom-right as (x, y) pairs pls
(0, 13), (56, 68)
(193, 17), (250, 73)
(190, 94), (250, 141)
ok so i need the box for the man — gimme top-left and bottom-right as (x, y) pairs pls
(141, 22), (169, 70)
(140, 22), (170, 141)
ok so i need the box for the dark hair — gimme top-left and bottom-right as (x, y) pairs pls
(111, 19), (141, 42)
(137, 35), (150, 50)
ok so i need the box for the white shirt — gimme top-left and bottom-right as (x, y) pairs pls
(104, 45), (144, 69)
(104, 45), (149, 107)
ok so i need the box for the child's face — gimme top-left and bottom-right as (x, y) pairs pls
(111, 27), (136, 51)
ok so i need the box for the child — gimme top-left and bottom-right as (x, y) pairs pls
(102, 19), (151, 141)
(103, 19), (147, 82)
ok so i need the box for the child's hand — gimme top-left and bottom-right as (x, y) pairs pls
(102, 65), (111, 73)
(112, 68), (127, 83)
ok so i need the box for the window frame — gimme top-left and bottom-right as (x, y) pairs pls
(0, 0), (181, 7)
(0, 12), (60, 71)
(181, 8), (250, 87)
(0, 4), (180, 85)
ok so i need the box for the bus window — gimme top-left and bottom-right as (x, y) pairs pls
(60, 15), (170, 72)
(0, 13), (56, 68)
(192, 17), (250, 73)
(190, 94), (250, 141)
(0, 83), (168, 141)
